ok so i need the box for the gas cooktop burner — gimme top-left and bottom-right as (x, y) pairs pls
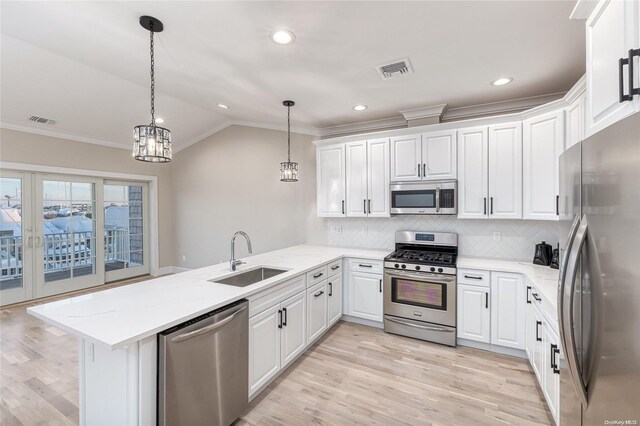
(386, 249), (455, 265)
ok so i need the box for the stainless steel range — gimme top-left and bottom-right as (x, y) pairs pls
(383, 231), (457, 347)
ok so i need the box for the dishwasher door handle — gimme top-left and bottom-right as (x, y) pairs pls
(170, 306), (247, 343)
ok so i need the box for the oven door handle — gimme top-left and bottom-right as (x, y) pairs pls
(384, 269), (455, 284)
(385, 316), (455, 333)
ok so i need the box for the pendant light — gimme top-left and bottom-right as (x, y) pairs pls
(280, 100), (298, 182)
(133, 16), (172, 163)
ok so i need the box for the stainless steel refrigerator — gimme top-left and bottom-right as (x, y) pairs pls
(558, 113), (640, 425)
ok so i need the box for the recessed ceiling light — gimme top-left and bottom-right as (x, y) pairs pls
(154, 118), (164, 124)
(271, 30), (295, 45)
(491, 77), (514, 86)
(217, 103), (230, 109)
(353, 105), (368, 111)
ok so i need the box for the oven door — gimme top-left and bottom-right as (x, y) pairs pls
(383, 269), (456, 327)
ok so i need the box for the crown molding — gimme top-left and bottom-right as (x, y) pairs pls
(442, 92), (566, 122)
(319, 116), (407, 138)
(570, 0), (598, 19)
(230, 120), (321, 137)
(0, 120), (130, 150)
(399, 104), (448, 121)
(563, 74), (586, 104)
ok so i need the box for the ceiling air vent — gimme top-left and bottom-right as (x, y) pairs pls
(28, 115), (57, 125)
(375, 58), (413, 80)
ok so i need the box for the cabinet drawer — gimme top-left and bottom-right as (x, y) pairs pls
(327, 259), (342, 277)
(457, 269), (490, 287)
(306, 265), (329, 287)
(348, 258), (383, 274)
(249, 275), (306, 317)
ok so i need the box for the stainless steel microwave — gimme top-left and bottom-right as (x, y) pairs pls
(389, 180), (457, 215)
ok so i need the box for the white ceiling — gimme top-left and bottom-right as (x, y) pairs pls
(0, 1), (585, 150)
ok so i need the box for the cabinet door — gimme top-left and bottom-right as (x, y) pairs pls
(523, 110), (565, 221)
(490, 272), (526, 350)
(457, 126), (489, 219)
(488, 123), (522, 219)
(456, 283), (490, 343)
(543, 325), (560, 424)
(347, 271), (383, 322)
(345, 141), (368, 217)
(367, 138), (390, 217)
(566, 93), (585, 148)
(422, 130), (457, 180)
(531, 306), (545, 383)
(390, 134), (422, 182)
(280, 291), (306, 369)
(317, 144), (346, 217)
(525, 285), (534, 361)
(249, 304), (281, 397)
(586, 0), (638, 136)
(307, 281), (328, 344)
(327, 274), (343, 326)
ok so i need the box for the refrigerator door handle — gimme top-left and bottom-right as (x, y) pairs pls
(558, 214), (581, 354)
(563, 214), (589, 406)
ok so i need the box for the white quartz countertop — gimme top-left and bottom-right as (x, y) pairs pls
(27, 245), (388, 350)
(457, 256), (559, 310)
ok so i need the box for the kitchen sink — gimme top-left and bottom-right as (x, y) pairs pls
(210, 267), (288, 287)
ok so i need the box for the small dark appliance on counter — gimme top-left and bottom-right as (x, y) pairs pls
(550, 244), (559, 269)
(533, 241), (553, 266)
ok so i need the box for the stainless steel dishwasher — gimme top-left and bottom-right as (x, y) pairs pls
(158, 299), (248, 426)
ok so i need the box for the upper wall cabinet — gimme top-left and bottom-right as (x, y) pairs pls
(345, 138), (390, 217)
(586, 0), (640, 136)
(316, 144), (346, 217)
(457, 123), (522, 219)
(523, 110), (565, 221)
(390, 131), (456, 182)
(566, 92), (586, 149)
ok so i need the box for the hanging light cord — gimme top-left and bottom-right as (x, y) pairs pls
(287, 104), (291, 162)
(149, 27), (155, 126)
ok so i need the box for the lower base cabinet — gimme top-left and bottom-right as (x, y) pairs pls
(457, 283), (490, 343)
(307, 280), (328, 343)
(327, 275), (343, 326)
(490, 272), (525, 349)
(347, 271), (383, 322)
(280, 291), (307, 368)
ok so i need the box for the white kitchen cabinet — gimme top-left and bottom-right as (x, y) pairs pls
(280, 291), (307, 369)
(422, 130), (457, 180)
(347, 270), (383, 322)
(345, 138), (390, 217)
(523, 110), (565, 221)
(487, 123), (522, 219)
(249, 304), (281, 396)
(490, 272), (526, 350)
(457, 283), (491, 343)
(531, 304), (545, 383)
(458, 124), (521, 219)
(345, 141), (368, 217)
(566, 92), (586, 148)
(525, 284), (534, 360)
(327, 274), (343, 326)
(391, 134), (422, 182)
(586, 0), (639, 136)
(457, 126), (489, 219)
(543, 324), (561, 424)
(316, 144), (346, 217)
(307, 280), (328, 344)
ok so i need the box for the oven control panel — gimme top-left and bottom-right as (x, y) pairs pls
(384, 261), (456, 276)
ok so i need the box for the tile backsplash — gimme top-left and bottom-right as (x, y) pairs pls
(325, 216), (559, 261)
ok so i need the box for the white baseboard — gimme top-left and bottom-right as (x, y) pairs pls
(341, 314), (384, 329)
(154, 266), (191, 276)
(457, 338), (527, 359)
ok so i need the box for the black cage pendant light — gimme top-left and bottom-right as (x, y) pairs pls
(133, 16), (172, 163)
(280, 100), (298, 182)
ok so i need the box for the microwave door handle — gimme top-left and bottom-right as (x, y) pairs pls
(435, 187), (440, 213)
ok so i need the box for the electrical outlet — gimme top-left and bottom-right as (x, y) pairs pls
(493, 232), (502, 242)
(336, 225), (343, 234)
(361, 226), (368, 235)
(182, 255), (186, 262)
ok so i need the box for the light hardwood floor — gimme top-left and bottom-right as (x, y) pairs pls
(1, 281), (553, 426)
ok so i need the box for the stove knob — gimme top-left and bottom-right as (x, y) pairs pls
(415, 265), (421, 271)
(438, 268), (443, 273)
(394, 264), (399, 269)
(430, 267), (436, 272)
(401, 264), (406, 269)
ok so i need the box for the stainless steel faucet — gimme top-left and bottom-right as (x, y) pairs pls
(230, 231), (253, 271)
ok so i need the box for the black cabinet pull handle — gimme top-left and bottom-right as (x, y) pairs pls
(485, 292), (489, 309)
(536, 320), (542, 342)
(552, 344), (560, 374)
(423, 163), (426, 177)
(331, 265), (340, 271)
(328, 282), (333, 296)
(313, 272), (324, 279)
(364, 199), (367, 214)
(490, 197), (494, 215)
(464, 275), (482, 280)
(620, 56), (632, 102)
(314, 290), (324, 298)
(282, 307), (287, 327)
(379, 279), (382, 293)
(358, 264), (373, 268)
(526, 286), (532, 304)
(368, 199), (371, 214)
(278, 309), (283, 329)
(532, 293), (541, 302)
(342, 200), (345, 214)
(556, 195), (560, 216)
(483, 197), (487, 215)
